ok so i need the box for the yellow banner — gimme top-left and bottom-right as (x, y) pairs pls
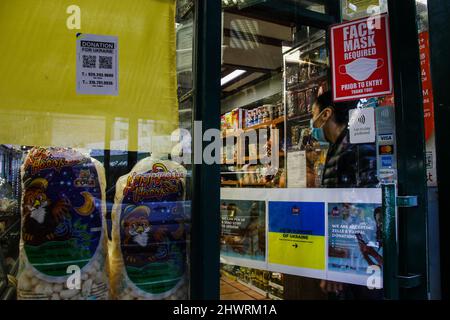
(0, 0), (178, 152)
(268, 232), (325, 270)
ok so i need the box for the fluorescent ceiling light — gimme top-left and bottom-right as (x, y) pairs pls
(221, 69), (246, 86)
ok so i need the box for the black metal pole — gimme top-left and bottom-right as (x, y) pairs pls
(388, 0), (429, 300)
(428, 0), (450, 300)
(190, 0), (222, 300)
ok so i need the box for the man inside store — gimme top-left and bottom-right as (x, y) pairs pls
(285, 91), (381, 300)
(310, 90), (378, 188)
(312, 90), (381, 299)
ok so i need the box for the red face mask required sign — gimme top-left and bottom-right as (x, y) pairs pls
(330, 13), (393, 102)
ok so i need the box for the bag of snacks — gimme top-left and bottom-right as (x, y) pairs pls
(110, 156), (189, 300)
(17, 147), (109, 300)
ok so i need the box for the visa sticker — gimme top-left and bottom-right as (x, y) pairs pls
(378, 134), (394, 143)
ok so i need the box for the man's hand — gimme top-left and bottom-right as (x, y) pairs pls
(320, 280), (343, 294)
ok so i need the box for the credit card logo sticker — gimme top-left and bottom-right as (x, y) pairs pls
(378, 134), (393, 143)
(379, 144), (394, 155)
(381, 156), (393, 168)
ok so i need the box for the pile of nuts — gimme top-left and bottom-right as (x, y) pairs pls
(17, 251), (110, 300)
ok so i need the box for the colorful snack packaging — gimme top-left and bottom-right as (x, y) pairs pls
(110, 156), (189, 300)
(17, 147), (109, 300)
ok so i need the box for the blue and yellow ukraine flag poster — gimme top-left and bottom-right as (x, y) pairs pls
(268, 201), (325, 270)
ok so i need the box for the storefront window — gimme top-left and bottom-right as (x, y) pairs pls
(219, 0), (391, 300)
(0, 0), (438, 302)
(0, 0), (194, 300)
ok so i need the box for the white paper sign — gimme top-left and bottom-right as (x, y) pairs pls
(287, 151), (306, 188)
(349, 107), (376, 144)
(76, 34), (118, 95)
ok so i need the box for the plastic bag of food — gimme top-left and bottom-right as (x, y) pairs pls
(110, 156), (189, 300)
(17, 147), (109, 300)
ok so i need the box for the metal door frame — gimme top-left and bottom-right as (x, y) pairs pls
(428, 0), (450, 300)
(190, 0), (431, 300)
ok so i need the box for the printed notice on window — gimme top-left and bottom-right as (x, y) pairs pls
(287, 151), (307, 188)
(76, 34), (118, 95)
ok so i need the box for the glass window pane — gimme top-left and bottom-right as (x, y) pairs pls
(220, 1), (386, 300)
(0, 0), (194, 300)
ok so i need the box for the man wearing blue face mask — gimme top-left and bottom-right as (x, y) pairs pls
(282, 91), (383, 300)
(309, 91), (381, 300)
(310, 91), (378, 188)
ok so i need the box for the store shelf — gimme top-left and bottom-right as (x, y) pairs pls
(272, 117), (285, 126)
(268, 293), (283, 300)
(0, 285), (16, 301)
(245, 120), (272, 131)
(221, 181), (270, 188)
(0, 219), (20, 240)
(244, 116), (285, 131)
(244, 156), (259, 162)
(240, 182), (267, 187)
(287, 113), (312, 123)
(221, 180), (240, 186)
(286, 74), (327, 91)
(178, 89), (193, 103)
(221, 270), (238, 282)
(237, 279), (268, 297)
(177, 0), (194, 20)
(222, 118), (285, 140)
(268, 281), (284, 291)
(244, 151), (285, 162)
(221, 131), (240, 139)
(221, 156), (238, 164)
(9, 259), (18, 277)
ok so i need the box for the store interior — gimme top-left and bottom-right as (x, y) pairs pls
(0, 0), (435, 301)
(219, 2), (331, 300)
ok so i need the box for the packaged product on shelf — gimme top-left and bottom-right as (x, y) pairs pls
(286, 62), (299, 87)
(290, 125), (302, 147)
(110, 156), (189, 300)
(299, 128), (328, 188)
(221, 115), (226, 135)
(299, 61), (309, 82)
(269, 272), (284, 299)
(232, 109), (243, 129)
(225, 144), (236, 163)
(257, 107), (264, 124)
(318, 80), (328, 96)
(309, 53), (324, 78)
(277, 103), (284, 117)
(270, 104), (278, 119)
(246, 105), (276, 128)
(262, 105), (271, 123)
(224, 112), (234, 132)
(0, 178), (18, 219)
(267, 104), (274, 120)
(246, 110), (254, 128)
(224, 108), (246, 133)
(248, 143), (258, 159)
(305, 87), (318, 114)
(276, 168), (286, 188)
(17, 147), (109, 300)
(297, 91), (307, 115)
(287, 91), (298, 118)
